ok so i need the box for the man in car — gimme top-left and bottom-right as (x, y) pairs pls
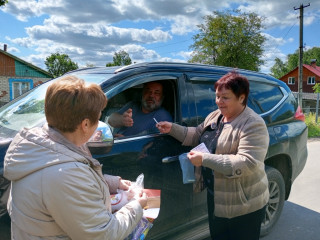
(107, 81), (172, 137)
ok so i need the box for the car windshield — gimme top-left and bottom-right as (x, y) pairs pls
(0, 72), (113, 133)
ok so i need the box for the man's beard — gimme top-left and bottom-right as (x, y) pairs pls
(142, 98), (163, 112)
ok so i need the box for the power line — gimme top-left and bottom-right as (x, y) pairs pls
(281, 20), (298, 43)
(263, 17), (299, 52)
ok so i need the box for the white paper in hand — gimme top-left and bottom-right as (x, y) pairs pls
(191, 142), (210, 153)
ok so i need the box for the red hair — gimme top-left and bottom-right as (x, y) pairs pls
(215, 71), (249, 106)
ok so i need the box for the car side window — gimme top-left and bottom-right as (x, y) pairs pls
(102, 79), (176, 139)
(249, 81), (284, 113)
(103, 87), (141, 118)
(191, 81), (218, 124)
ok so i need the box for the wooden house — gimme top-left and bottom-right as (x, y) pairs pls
(0, 44), (52, 106)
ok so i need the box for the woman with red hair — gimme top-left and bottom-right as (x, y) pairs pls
(157, 71), (269, 240)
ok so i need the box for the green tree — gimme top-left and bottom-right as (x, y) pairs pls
(287, 52), (300, 71)
(189, 10), (266, 71)
(303, 47), (320, 65)
(106, 62), (115, 67)
(45, 53), (78, 78)
(0, 0), (8, 6)
(270, 57), (288, 79)
(271, 47), (320, 78)
(313, 83), (320, 94)
(106, 50), (132, 67)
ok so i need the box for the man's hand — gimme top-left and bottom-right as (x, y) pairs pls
(122, 108), (134, 127)
(108, 109), (133, 128)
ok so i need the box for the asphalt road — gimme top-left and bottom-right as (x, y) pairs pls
(1, 139), (319, 240)
(261, 139), (320, 240)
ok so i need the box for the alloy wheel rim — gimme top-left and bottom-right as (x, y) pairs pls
(262, 180), (280, 227)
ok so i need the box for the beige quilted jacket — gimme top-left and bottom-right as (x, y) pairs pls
(170, 107), (269, 218)
(4, 124), (142, 240)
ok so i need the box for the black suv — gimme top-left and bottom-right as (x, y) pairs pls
(0, 62), (308, 239)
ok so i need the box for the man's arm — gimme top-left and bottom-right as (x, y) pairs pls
(108, 112), (127, 128)
(107, 102), (134, 128)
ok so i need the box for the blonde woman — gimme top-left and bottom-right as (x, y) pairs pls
(4, 76), (147, 240)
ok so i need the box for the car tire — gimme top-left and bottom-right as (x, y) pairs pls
(260, 166), (285, 237)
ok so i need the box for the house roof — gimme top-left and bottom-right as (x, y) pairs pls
(0, 49), (52, 78)
(280, 64), (320, 79)
(303, 64), (320, 76)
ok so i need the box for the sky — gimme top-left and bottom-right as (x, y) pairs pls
(0, 0), (320, 74)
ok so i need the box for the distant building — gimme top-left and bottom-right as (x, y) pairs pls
(0, 44), (52, 106)
(279, 59), (320, 93)
(279, 59), (320, 112)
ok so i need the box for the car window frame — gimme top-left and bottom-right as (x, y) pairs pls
(103, 73), (182, 142)
(246, 76), (289, 117)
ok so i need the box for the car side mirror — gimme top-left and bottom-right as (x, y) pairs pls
(87, 121), (114, 155)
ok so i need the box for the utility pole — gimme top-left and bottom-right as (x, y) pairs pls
(294, 3), (310, 110)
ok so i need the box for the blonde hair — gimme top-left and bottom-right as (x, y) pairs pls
(45, 75), (107, 132)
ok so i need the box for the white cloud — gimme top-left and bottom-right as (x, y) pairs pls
(26, 17), (171, 45)
(156, 57), (187, 63)
(260, 33), (290, 74)
(263, 33), (288, 48)
(237, 0), (320, 29)
(173, 51), (192, 60)
(170, 15), (200, 35)
(22, 53), (50, 67)
(117, 44), (160, 62)
(7, 14), (172, 68)
(2, 0), (320, 72)
(2, 0), (64, 21)
(288, 38), (294, 43)
(304, 45), (313, 51)
(7, 37), (32, 48)
(260, 49), (287, 74)
(0, 42), (19, 53)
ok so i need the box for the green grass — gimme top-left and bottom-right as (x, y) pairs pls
(305, 112), (320, 138)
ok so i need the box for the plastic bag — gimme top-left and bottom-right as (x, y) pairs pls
(179, 153), (196, 184)
(125, 174), (154, 240)
(111, 174), (144, 213)
(132, 173), (144, 190)
(111, 174), (155, 240)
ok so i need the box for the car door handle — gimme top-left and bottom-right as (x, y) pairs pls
(162, 155), (179, 163)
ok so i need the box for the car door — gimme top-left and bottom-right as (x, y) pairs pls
(94, 72), (193, 238)
(184, 73), (222, 224)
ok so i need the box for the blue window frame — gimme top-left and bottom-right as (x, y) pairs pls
(9, 78), (33, 100)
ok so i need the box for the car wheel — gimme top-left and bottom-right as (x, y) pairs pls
(260, 166), (285, 237)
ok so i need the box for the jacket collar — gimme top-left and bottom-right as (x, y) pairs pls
(43, 124), (106, 180)
(204, 106), (252, 130)
(225, 106), (251, 128)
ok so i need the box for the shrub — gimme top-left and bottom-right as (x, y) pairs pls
(305, 112), (320, 138)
